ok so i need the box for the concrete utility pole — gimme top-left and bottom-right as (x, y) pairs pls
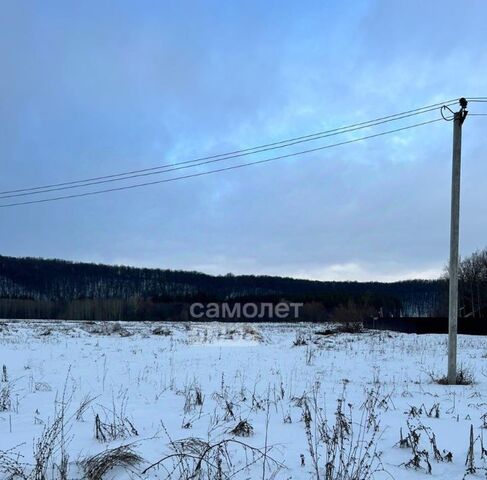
(448, 98), (468, 385)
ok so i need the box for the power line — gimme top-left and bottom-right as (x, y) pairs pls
(0, 117), (442, 208)
(0, 99), (458, 198)
(0, 105), (449, 200)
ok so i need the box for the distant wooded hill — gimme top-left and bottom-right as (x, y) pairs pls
(0, 255), (447, 321)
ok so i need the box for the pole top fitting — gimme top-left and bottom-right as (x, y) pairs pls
(458, 98), (468, 124)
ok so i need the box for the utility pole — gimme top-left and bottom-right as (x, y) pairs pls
(448, 98), (468, 385)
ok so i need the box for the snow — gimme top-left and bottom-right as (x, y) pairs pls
(0, 320), (486, 479)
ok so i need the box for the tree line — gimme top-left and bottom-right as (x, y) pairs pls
(453, 247), (487, 318)
(0, 254), (450, 321)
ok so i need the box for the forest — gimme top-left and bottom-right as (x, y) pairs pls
(0, 254), (456, 321)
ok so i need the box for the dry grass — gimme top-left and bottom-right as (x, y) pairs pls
(229, 420), (254, 437)
(432, 365), (475, 385)
(81, 445), (143, 480)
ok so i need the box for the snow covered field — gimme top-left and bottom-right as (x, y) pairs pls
(0, 320), (486, 479)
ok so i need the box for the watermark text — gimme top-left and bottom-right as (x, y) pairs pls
(189, 302), (303, 320)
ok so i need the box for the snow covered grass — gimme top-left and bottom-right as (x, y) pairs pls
(0, 320), (486, 479)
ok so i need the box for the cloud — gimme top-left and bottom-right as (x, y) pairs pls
(0, 0), (486, 281)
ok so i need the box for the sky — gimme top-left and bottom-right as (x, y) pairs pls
(1, 0), (486, 282)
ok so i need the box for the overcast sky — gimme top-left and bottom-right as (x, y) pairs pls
(1, 0), (486, 281)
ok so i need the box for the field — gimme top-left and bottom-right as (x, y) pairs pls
(0, 320), (486, 479)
